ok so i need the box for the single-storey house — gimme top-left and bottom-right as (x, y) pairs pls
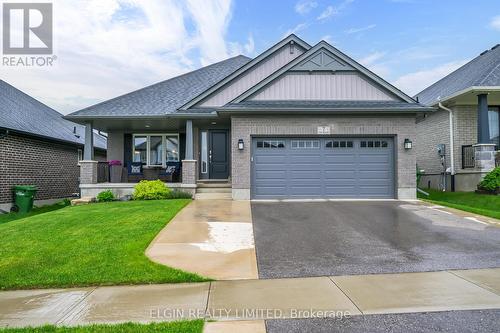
(415, 44), (500, 191)
(66, 35), (433, 200)
(0, 80), (107, 212)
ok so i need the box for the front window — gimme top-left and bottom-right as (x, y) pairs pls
(166, 136), (179, 162)
(489, 107), (499, 146)
(149, 136), (163, 165)
(133, 136), (147, 163)
(133, 134), (179, 166)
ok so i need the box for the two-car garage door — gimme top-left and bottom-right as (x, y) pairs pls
(251, 137), (394, 199)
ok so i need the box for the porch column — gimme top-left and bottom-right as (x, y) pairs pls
(80, 121), (97, 185)
(181, 119), (197, 197)
(185, 119), (194, 159)
(477, 94), (490, 144)
(475, 94), (496, 172)
(84, 121), (94, 160)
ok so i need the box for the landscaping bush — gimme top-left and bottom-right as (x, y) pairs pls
(133, 180), (171, 200)
(477, 167), (500, 192)
(165, 190), (193, 199)
(96, 190), (115, 202)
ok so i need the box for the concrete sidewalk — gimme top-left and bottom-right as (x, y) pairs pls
(1, 268), (500, 329)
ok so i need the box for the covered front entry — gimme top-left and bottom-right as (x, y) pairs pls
(251, 137), (395, 199)
(199, 130), (230, 180)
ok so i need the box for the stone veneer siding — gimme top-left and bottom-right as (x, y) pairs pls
(231, 115), (417, 200)
(0, 132), (105, 204)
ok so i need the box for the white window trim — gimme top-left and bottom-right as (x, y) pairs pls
(77, 149), (83, 166)
(133, 133), (180, 167)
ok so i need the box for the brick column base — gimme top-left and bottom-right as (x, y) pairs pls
(80, 160), (98, 184)
(473, 144), (496, 172)
(182, 160), (197, 185)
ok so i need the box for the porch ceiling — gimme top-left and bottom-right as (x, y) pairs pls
(79, 117), (185, 132)
(440, 88), (500, 106)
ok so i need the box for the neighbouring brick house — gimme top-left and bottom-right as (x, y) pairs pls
(0, 80), (106, 212)
(66, 35), (433, 200)
(415, 44), (500, 191)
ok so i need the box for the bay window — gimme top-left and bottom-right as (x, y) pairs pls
(133, 134), (179, 167)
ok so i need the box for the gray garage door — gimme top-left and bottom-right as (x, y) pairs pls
(251, 137), (394, 199)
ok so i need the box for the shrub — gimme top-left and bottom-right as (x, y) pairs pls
(478, 167), (500, 192)
(96, 190), (115, 202)
(133, 180), (171, 200)
(165, 190), (193, 199)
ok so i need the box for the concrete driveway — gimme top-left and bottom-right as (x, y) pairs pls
(252, 201), (500, 279)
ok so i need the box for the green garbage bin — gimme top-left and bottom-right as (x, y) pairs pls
(13, 185), (37, 213)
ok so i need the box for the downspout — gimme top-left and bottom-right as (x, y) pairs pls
(438, 102), (455, 191)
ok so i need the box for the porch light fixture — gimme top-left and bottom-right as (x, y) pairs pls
(404, 138), (413, 150)
(238, 139), (244, 150)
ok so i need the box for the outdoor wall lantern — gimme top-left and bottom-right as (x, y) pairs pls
(404, 138), (413, 150)
(238, 139), (244, 150)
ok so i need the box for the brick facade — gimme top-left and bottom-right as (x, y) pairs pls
(231, 115), (417, 199)
(415, 109), (451, 175)
(0, 132), (106, 205)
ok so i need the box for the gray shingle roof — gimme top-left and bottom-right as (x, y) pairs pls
(67, 55), (251, 118)
(222, 100), (432, 111)
(416, 44), (500, 106)
(0, 80), (106, 149)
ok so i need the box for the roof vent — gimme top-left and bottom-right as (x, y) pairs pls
(290, 40), (295, 54)
(492, 44), (500, 50)
(480, 50), (488, 56)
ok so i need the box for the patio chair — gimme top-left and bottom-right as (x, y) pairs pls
(127, 162), (144, 182)
(159, 162), (181, 182)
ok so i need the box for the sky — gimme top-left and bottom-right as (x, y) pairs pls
(1, 0), (500, 114)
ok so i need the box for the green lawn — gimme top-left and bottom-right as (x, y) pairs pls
(0, 200), (207, 290)
(418, 189), (500, 219)
(0, 200), (70, 225)
(0, 321), (204, 333)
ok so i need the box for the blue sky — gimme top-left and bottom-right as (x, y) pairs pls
(2, 0), (500, 114)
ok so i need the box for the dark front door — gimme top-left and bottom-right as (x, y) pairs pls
(209, 130), (229, 179)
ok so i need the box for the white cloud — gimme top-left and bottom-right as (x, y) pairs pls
(295, 0), (318, 15)
(1, 0), (250, 114)
(317, 0), (354, 21)
(394, 60), (468, 96)
(490, 15), (500, 31)
(359, 52), (386, 66)
(284, 22), (309, 36)
(345, 24), (376, 34)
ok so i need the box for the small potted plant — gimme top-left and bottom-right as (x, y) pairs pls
(108, 160), (123, 183)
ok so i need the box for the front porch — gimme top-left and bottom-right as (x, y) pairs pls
(78, 116), (234, 199)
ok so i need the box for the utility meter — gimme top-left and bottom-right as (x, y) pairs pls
(436, 144), (446, 157)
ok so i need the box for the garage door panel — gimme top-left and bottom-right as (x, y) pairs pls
(252, 137), (394, 199)
(289, 171), (323, 179)
(255, 170), (287, 179)
(255, 155), (287, 163)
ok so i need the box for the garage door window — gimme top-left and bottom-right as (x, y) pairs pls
(291, 140), (320, 149)
(361, 140), (388, 148)
(325, 140), (353, 148)
(257, 140), (285, 148)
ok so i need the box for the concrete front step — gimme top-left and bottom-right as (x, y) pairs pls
(196, 187), (232, 193)
(194, 192), (232, 200)
(196, 182), (231, 188)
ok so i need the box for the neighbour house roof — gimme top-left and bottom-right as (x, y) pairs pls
(0, 80), (106, 149)
(416, 44), (500, 106)
(66, 55), (251, 118)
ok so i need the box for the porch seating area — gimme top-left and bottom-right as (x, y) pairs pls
(96, 161), (182, 183)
